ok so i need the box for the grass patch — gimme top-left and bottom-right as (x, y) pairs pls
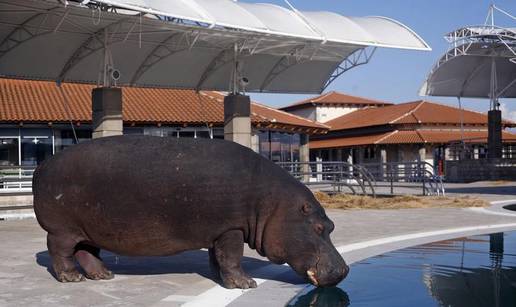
(314, 192), (489, 210)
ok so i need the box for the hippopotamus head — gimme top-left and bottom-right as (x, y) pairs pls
(262, 190), (349, 287)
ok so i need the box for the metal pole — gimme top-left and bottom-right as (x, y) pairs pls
(232, 42), (238, 95)
(491, 57), (498, 111)
(458, 97), (466, 159)
(103, 30), (109, 87)
(422, 173), (426, 196)
(390, 166), (394, 195)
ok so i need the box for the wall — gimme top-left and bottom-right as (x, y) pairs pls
(445, 159), (516, 183)
(316, 106), (359, 123)
(286, 107), (317, 121)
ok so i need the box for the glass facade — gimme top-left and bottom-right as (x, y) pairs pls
(21, 137), (52, 166)
(55, 129), (92, 153)
(0, 126), (223, 166)
(0, 138), (18, 166)
(258, 130), (301, 163)
(0, 126), (304, 166)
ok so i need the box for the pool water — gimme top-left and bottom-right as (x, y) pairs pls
(288, 232), (516, 307)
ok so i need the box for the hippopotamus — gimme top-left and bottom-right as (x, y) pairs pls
(33, 135), (348, 289)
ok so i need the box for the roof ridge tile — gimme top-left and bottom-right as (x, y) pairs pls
(375, 130), (399, 144)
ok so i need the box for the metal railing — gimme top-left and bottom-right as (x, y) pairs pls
(0, 166), (35, 194)
(360, 161), (445, 196)
(277, 161), (376, 197)
(0, 162), (444, 197)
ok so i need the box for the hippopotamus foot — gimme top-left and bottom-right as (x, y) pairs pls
(56, 269), (86, 282)
(211, 230), (258, 289)
(47, 234), (86, 283)
(74, 243), (114, 281)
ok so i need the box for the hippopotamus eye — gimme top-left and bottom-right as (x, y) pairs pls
(314, 223), (324, 235)
(301, 204), (312, 215)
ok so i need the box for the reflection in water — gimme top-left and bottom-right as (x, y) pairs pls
(288, 287), (350, 307)
(288, 232), (516, 307)
(428, 233), (516, 307)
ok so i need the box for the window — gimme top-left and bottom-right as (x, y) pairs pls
(291, 134), (301, 162)
(144, 128), (163, 137)
(196, 131), (211, 139)
(263, 131), (301, 163)
(21, 137), (52, 166)
(55, 130), (91, 153)
(178, 131), (195, 138)
(212, 128), (224, 140)
(123, 128), (144, 135)
(258, 131), (271, 159)
(163, 130), (178, 138)
(0, 138), (19, 166)
(364, 147), (376, 160)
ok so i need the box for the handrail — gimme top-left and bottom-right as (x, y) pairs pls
(360, 161), (445, 196)
(277, 161), (376, 197)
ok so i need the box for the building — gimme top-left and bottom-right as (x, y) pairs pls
(308, 100), (516, 173)
(280, 91), (392, 123)
(0, 79), (328, 167)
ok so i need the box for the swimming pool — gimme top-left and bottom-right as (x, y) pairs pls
(288, 232), (516, 307)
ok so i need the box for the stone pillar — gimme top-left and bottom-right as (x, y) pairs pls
(488, 110), (502, 159)
(445, 147), (451, 161)
(418, 146), (426, 162)
(316, 156), (323, 182)
(224, 94), (251, 148)
(380, 147), (387, 180)
(300, 134), (310, 183)
(380, 147), (387, 164)
(251, 133), (260, 154)
(92, 87), (123, 139)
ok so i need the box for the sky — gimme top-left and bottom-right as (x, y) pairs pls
(245, 0), (516, 122)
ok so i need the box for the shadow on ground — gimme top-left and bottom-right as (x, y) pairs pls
(35, 249), (306, 286)
(446, 186), (516, 196)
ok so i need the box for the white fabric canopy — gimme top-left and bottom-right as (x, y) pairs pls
(0, 0), (430, 93)
(421, 27), (516, 98)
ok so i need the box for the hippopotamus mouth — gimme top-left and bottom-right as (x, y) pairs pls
(306, 263), (349, 287)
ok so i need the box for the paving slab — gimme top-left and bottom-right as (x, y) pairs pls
(0, 183), (515, 306)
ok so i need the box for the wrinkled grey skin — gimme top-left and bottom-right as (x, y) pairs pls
(33, 135), (349, 289)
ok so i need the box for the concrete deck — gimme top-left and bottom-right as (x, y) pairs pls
(0, 183), (515, 306)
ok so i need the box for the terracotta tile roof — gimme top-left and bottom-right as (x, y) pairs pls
(280, 91), (392, 111)
(310, 129), (516, 149)
(203, 92), (329, 131)
(325, 100), (516, 131)
(0, 79), (327, 133)
(310, 132), (393, 149)
(417, 130), (516, 144)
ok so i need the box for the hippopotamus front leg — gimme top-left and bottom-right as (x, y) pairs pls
(210, 230), (258, 289)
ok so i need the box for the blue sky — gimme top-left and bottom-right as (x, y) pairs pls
(247, 0), (516, 122)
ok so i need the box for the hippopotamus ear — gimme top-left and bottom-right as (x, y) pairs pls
(301, 203), (312, 215)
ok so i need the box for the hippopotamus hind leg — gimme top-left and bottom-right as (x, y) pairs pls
(47, 234), (85, 282)
(212, 230), (257, 289)
(74, 243), (114, 280)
